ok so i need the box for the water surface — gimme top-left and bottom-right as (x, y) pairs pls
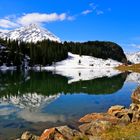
(0, 70), (139, 140)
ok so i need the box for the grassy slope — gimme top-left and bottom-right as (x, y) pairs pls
(116, 63), (140, 73)
(101, 122), (140, 140)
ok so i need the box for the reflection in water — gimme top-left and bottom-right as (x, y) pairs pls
(0, 93), (60, 110)
(18, 110), (66, 123)
(0, 71), (127, 96)
(0, 70), (139, 139)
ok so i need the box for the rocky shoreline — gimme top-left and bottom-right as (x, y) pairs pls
(16, 86), (140, 140)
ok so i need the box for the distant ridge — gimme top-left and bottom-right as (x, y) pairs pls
(126, 51), (140, 64)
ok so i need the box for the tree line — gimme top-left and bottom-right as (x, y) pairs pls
(0, 38), (127, 67)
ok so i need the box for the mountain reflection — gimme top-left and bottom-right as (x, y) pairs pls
(0, 70), (127, 97)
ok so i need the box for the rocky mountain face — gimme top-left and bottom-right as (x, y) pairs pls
(126, 51), (140, 64)
(0, 24), (60, 43)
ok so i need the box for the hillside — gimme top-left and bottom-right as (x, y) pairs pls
(0, 24), (127, 67)
(116, 63), (140, 73)
(65, 41), (127, 63)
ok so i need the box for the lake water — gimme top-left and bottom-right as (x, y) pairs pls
(0, 70), (139, 140)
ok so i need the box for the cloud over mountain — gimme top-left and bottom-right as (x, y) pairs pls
(0, 12), (71, 29)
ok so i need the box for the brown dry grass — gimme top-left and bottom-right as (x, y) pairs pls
(116, 63), (140, 73)
(100, 121), (140, 140)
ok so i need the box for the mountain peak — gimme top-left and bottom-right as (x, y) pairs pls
(0, 24), (61, 43)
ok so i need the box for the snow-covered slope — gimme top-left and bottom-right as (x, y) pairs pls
(44, 52), (122, 70)
(0, 24), (60, 43)
(126, 52), (140, 64)
(33, 52), (122, 83)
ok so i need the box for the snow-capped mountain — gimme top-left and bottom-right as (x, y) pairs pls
(126, 51), (140, 64)
(0, 24), (60, 43)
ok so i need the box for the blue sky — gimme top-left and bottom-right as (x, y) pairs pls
(0, 0), (140, 52)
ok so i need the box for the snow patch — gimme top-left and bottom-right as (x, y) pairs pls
(33, 52), (122, 83)
(45, 52), (122, 70)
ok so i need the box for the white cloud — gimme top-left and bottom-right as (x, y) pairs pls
(96, 10), (104, 15)
(0, 12), (72, 29)
(89, 3), (97, 10)
(122, 43), (140, 49)
(81, 2), (104, 16)
(128, 43), (140, 48)
(0, 19), (18, 28)
(17, 13), (67, 26)
(82, 10), (93, 15)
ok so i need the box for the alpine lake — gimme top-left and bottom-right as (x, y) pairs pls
(0, 70), (139, 140)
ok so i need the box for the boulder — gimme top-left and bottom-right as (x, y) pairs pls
(21, 131), (39, 140)
(56, 126), (74, 139)
(79, 113), (118, 125)
(119, 114), (131, 124)
(39, 128), (56, 140)
(54, 133), (65, 140)
(131, 86), (140, 103)
(39, 126), (85, 140)
(130, 103), (140, 112)
(131, 111), (140, 122)
(107, 105), (125, 116)
(79, 120), (112, 136)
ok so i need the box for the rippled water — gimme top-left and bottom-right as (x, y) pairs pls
(0, 70), (139, 140)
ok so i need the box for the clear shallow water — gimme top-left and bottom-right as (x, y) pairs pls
(0, 70), (139, 140)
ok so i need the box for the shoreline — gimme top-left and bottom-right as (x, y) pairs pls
(16, 86), (140, 140)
